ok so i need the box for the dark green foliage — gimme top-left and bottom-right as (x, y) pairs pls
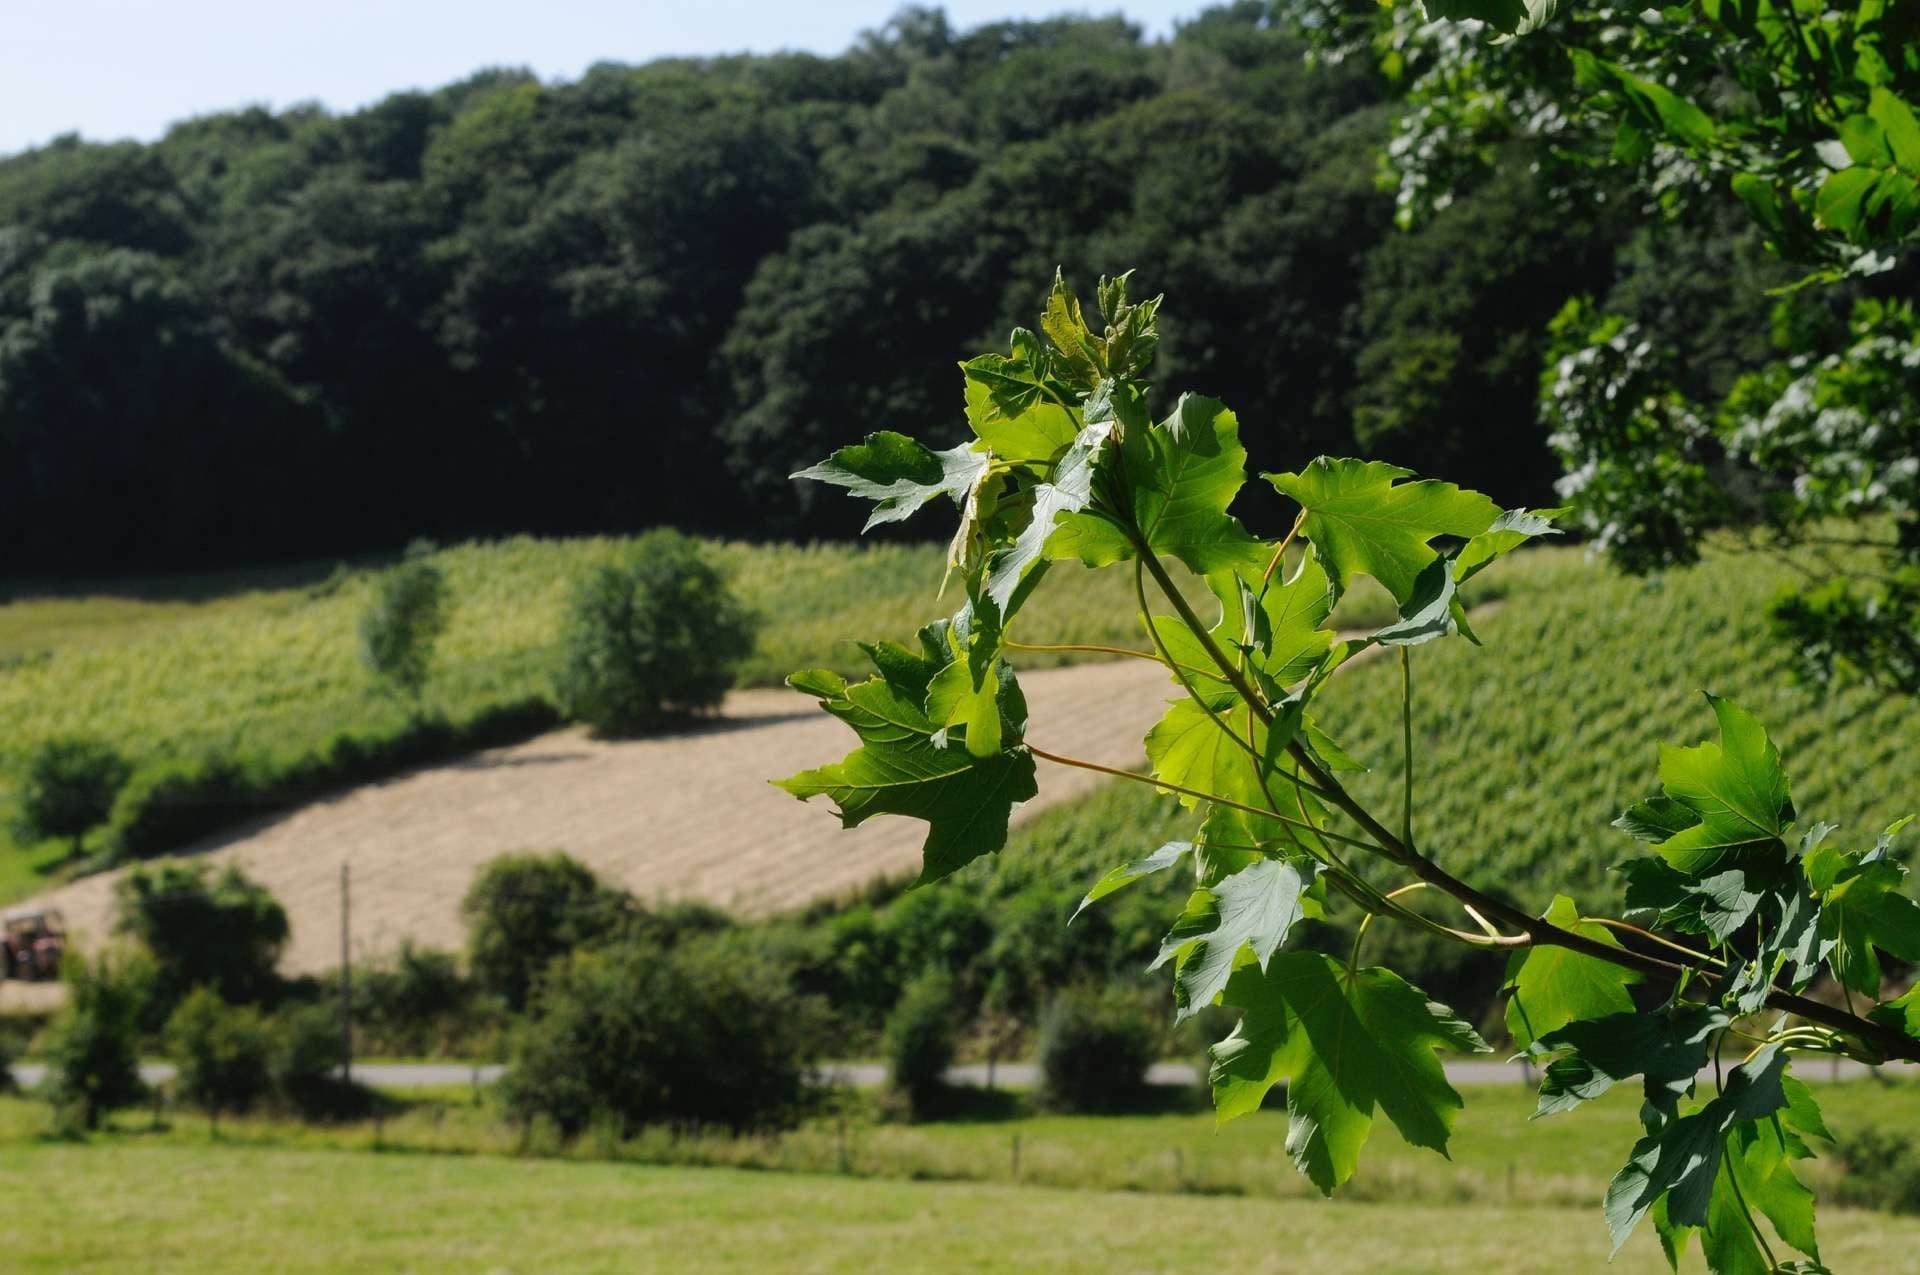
(104, 697), (559, 860)
(12, 736), (130, 851)
(351, 942), (481, 1058)
(553, 530), (756, 735)
(359, 554), (449, 703)
(883, 971), (957, 1119)
(1036, 985), (1157, 1114)
(459, 852), (630, 1011)
(266, 1001), (349, 1116)
(169, 987), (273, 1125)
(0, 5), (1719, 572)
(498, 935), (821, 1137)
(43, 948), (149, 1129)
(113, 863), (288, 1019)
(1834, 1126), (1920, 1215)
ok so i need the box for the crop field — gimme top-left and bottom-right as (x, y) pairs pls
(0, 533), (1391, 901)
(3, 1081), (1919, 1272)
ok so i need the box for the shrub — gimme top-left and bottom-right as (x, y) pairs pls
(461, 852), (631, 1011)
(1834, 1126), (1920, 1215)
(43, 948), (150, 1129)
(553, 528), (757, 735)
(268, 1000), (349, 1116)
(499, 935), (821, 1137)
(1036, 985), (1157, 1114)
(114, 862), (288, 1020)
(883, 971), (957, 1120)
(169, 987), (273, 1128)
(103, 698), (560, 860)
(353, 941), (485, 1056)
(12, 736), (131, 853)
(359, 552), (449, 704)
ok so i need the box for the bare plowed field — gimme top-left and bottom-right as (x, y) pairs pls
(31, 659), (1176, 974)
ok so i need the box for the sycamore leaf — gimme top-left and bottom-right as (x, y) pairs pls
(1071, 841), (1190, 923)
(1143, 553), (1334, 697)
(962, 369), (1078, 464)
(1154, 858), (1317, 1021)
(1144, 695), (1287, 812)
(1210, 952), (1488, 1195)
(1367, 555), (1468, 648)
(983, 420), (1113, 619)
(1804, 844), (1920, 997)
(1605, 1046), (1789, 1251)
(1871, 983), (1920, 1040)
(1533, 1006), (1724, 1118)
(775, 657), (1037, 886)
(1652, 694), (1794, 874)
(793, 432), (990, 532)
(1265, 458), (1498, 604)
(1054, 393), (1268, 579)
(1504, 895), (1642, 1050)
(1726, 1118), (1820, 1262)
(1455, 507), (1566, 582)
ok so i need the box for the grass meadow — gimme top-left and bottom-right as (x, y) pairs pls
(3, 1078), (1918, 1272)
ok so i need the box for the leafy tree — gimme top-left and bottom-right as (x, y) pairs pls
(459, 852), (630, 1011)
(43, 948), (149, 1130)
(168, 987), (273, 1131)
(778, 271), (1920, 1271)
(1327, 0), (1920, 696)
(883, 970), (957, 1119)
(113, 862), (288, 1018)
(12, 736), (130, 854)
(1036, 985), (1157, 1114)
(499, 935), (821, 1136)
(359, 549), (449, 704)
(552, 530), (757, 735)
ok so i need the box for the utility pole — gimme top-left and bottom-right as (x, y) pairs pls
(340, 862), (352, 1085)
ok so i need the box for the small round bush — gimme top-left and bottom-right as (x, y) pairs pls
(13, 736), (131, 852)
(114, 862), (289, 1023)
(359, 554), (449, 703)
(169, 986), (273, 1127)
(460, 852), (630, 1012)
(268, 1000), (347, 1115)
(884, 971), (957, 1120)
(1036, 985), (1157, 1114)
(500, 934), (821, 1137)
(553, 529), (757, 735)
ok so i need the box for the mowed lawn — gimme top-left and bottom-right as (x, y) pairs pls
(4, 1081), (1920, 1271)
(13, 1140), (1920, 1274)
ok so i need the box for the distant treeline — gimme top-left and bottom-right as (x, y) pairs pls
(0, 3), (1788, 573)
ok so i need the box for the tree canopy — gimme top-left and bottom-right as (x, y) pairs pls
(0, 2), (1797, 573)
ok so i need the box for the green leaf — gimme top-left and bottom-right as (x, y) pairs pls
(1210, 952), (1488, 1195)
(775, 654), (1038, 886)
(982, 420), (1114, 619)
(1265, 458), (1499, 604)
(1454, 507), (1565, 582)
(793, 432), (990, 532)
(1726, 1117), (1819, 1261)
(1869, 88), (1920, 172)
(1870, 983), (1920, 1040)
(1144, 553), (1335, 696)
(1367, 556), (1469, 648)
(1419, 0), (1554, 37)
(1616, 796), (1702, 845)
(962, 374), (1078, 465)
(1155, 857), (1317, 1021)
(1533, 1006), (1723, 1118)
(1605, 1045), (1789, 1251)
(1071, 841), (1190, 923)
(1652, 694), (1793, 874)
(1065, 393), (1268, 579)
(1504, 895), (1642, 1050)
(1144, 691), (1293, 813)
(1804, 844), (1920, 997)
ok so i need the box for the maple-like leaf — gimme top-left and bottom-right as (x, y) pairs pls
(1504, 895), (1642, 1050)
(793, 432), (990, 531)
(1153, 857), (1318, 1020)
(1210, 952), (1488, 1195)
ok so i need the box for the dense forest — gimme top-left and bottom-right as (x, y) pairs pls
(0, 2), (1790, 573)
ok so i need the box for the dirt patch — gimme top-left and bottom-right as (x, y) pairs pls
(30, 659), (1184, 975)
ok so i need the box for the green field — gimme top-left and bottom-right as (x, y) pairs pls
(4, 1080), (1918, 1272)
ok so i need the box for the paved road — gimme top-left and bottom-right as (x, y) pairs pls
(11, 1056), (1909, 1093)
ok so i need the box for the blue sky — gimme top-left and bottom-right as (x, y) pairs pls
(4, 0), (1207, 157)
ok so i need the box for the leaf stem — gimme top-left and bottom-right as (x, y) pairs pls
(1582, 918), (1725, 968)
(1721, 1133), (1781, 1272)
(1400, 647), (1414, 851)
(1260, 511), (1308, 586)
